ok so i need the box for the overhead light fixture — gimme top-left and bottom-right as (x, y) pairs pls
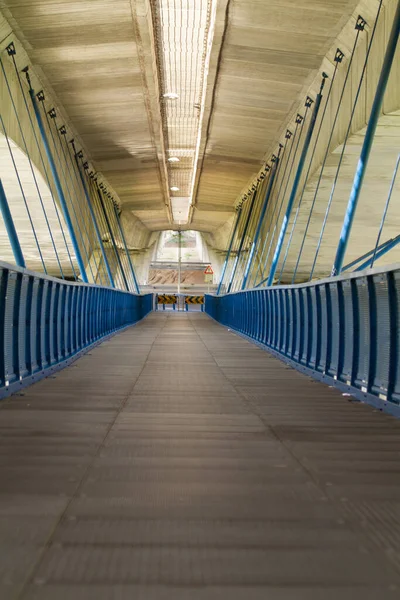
(168, 157), (180, 163)
(163, 93), (179, 99)
(170, 186), (180, 191)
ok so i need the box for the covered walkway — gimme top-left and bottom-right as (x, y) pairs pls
(1, 313), (400, 599)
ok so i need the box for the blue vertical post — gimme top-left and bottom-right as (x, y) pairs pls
(267, 81), (326, 286)
(112, 203), (140, 294)
(227, 189), (258, 293)
(25, 76), (88, 282)
(0, 179), (26, 268)
(332, 1), (400, 276)
(71, 143), (114, 288)
(242, 150), (282, 290)
(217, 206), (243, 295)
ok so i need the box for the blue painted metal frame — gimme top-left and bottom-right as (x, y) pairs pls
(205, 263), (400, 418)
(0, 261), (153, 400)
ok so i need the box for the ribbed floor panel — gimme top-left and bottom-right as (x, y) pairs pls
(1, 312), (400, 599)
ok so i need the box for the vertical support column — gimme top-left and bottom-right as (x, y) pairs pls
(242, 150), (282, 290)
(217, 206), (243, 295)
(0, 180), (26, 268)
(267, 80), (326, 286)
(24, 72), (88, 282)
(112, 203), (140, 294)
(332, 1), (400, 276)
(71, 143), (114, 287)
(227, 189), (258, 293)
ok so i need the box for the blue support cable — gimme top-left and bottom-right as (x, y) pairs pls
(48, 118), (96, 283)
(332, 0), (399, 276)
(227, 188), (258, 293)
(252, 129), (297, 287)
(60, 129), (105, 285)
(95, 182), (129, 291)
(217, 206), (243, 295)
(112, 203), (140, 294)
(293, 42), (359, 280)
(23, 75), (85, 280)
(241, 149), (282, 290)
(258, 118), (306, 286)
(107, 197), (136, 292)
(71, 143), (115, 288)
(37, 97), (78, 280)
(371, 154), (400, 268)
(356, 235), (400, 271)
(0, 112), (46, 273)
(6, 55), (67, 279)
(267, 79), (326, 286)
(0, 179), (26, 268)
(343, 235), (398, 271)
(1, 55), (60, 275)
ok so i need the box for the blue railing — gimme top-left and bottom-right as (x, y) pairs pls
(206, 264), (400, 417)
(0, 261), (153, 399)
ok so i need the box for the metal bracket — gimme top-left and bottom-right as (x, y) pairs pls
(59, 125), (67, 135)
(21, 66), (32, 88)
(83, 161), (89, 170)
(48, 108), (57, 119)
(305, 96), (314, 108)
(285, 129), (293, 139)
(356, 15), (367, 31)
(36, 90), (45, 102)
(6, 42), (16, 56)
(295, 114), (303, 124)
(271, 154), (277, 163)
(334, 48), (345, 63)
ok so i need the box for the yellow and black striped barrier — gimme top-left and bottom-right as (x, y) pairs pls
(157, 294), (177, 310)
(185, 295), (204, 304)
(185, 295), (204, 311)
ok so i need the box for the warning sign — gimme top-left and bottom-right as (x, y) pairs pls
(204, 265), (214, 275)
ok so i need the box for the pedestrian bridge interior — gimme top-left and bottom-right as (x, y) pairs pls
(0, 0), (399, 597)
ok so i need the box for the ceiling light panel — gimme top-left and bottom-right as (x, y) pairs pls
(151, 0), (216, 222)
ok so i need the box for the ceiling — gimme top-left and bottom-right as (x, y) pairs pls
(0, 0), (361, 240)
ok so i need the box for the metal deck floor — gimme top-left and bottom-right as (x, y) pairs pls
(1, 312), (400, 599)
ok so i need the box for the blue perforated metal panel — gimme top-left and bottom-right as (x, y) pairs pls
(341, 280), (354, 384)
(4, 272), (21, 385)
(354, 278), (370, 391)
(372, 274), (390, 396)
(18, 275), (31, 379)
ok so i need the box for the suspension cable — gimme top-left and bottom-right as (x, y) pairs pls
(371, 153), (400, 268)
(38, 96), (77, 279)
(7, 49), (65, 278)
(310, 5), (382, 280)
(49, 117), (96, 283)
(0, 111), (47, 272)
(257, 111), (308, 286)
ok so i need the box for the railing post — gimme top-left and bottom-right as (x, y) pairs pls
(332, 1), (400, 276)
(112, 203), (140, 294)
(24, 74), (88, 283)
(0, 180), (26, 268)
(267, 78), (326, 286)
(242, 151), (282, 290)
(217, 206), (243, 295)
